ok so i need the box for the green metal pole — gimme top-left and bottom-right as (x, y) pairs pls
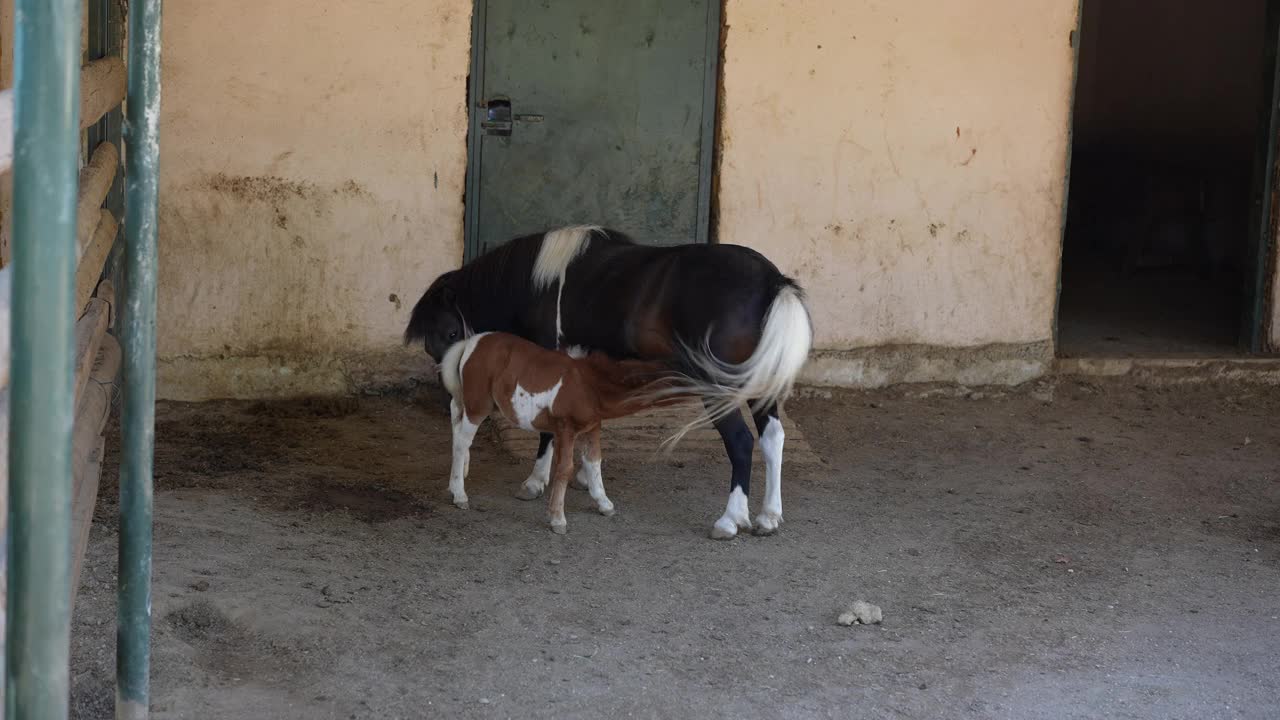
(6, 0), (83, 717)
(117, 0), (162, 718)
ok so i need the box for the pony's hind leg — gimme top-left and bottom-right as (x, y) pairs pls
(547, 428), (576, 534)
(578, 425), (614, 516)
(709, 401), (754, 539)
(572, 457), (592, 491)
(752, 402), (785, 535)
(517, 433), (554, 501)
(448, 398), (482, 509)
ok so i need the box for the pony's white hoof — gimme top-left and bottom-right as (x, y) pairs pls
(710, 517), (743, 540)
(452, 497), (470, 510)
(515, 482), (543, 501)
(597, 501), (616, 517)
(753, 512), (782, 536)
(712, 487), (751, 540)
(550, 522), (567, 535)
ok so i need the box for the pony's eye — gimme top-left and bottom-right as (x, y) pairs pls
(448, 330), (458, 340)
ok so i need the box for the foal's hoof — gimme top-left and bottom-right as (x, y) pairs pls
(753, 513), (783, 536)
(452, 499), (470, 510)
(550, 523), (567, 535)
(514, 483), (543, 501)
(597, 503), (616, 517)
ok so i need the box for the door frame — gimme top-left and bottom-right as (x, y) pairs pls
(1053, 0), (1280, 355)
(461, 0), (723, 262)
(1246, 0), (1280, 352)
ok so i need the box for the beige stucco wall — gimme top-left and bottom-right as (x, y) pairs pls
(43, 0), (1280, 397)
(155, 0), (472, 397)
(718, 0), (1079, 353)
(154, 0), (1080, 398)
(3, 0), (1278, 396)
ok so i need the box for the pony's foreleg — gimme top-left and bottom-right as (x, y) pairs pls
(709, 401), (754, 539)
(449, 398), (481, 509)
(517, 433), (555, 501)
(578, 425), (614, 516)
(752, 403), (785, 535)
(546, 427), (577, 534)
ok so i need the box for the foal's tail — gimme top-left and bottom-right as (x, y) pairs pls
(657, 280), (814, 448)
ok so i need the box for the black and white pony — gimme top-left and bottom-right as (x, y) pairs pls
(405, 225), (813, 539)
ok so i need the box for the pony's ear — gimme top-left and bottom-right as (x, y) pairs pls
(428, 270), (461, 306)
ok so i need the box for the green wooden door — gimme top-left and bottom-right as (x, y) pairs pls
(465, 0), (720, 259)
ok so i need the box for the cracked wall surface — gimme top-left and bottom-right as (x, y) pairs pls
(716, 0), (1080, 350)
(163, 0), (1080, 396)
(1, 1), (1100, 398)
(154, 0), (472, 395)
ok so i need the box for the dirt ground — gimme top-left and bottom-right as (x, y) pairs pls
(69, 379), (1280, 719)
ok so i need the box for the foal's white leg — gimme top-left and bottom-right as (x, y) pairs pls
(579, 455), (614, 516)
(449, 399), (480, 510)
(523, 445), (592, 496)
(754, 416), (785, 535)
(518, 441), (553, 500)
(579, 430), (614, 516)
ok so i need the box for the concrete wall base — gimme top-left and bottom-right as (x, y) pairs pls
(159, 346), (1280, 401)
(160, 342), (1056, 401)
(800, 342), (1053, 389)
(1056, 357), (1280, 385)
(158, 351), (431, 402)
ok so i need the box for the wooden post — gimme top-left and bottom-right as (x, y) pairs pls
(70, 335), (120, 608)
(73, 298), (110, 405)
(79, 57), (126, 131)
(75, 142), (119, 258)
(77, 211), (118, 312)
(87, 0), (126, 292)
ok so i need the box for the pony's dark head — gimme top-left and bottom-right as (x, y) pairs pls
(404, 270), (468, 362)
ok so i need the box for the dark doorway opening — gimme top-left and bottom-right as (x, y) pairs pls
(1059, 0), (1275, 357)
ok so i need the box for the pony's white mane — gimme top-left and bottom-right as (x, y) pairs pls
(531, 225), (600, 291)
(532, 225), (601, 347)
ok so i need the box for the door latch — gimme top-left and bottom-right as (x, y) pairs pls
(481, 98), (512, 136)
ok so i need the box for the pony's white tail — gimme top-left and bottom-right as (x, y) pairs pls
(659, 284), (813, 449)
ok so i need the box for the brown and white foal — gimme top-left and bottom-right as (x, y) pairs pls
(440, 331), (683, 533)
